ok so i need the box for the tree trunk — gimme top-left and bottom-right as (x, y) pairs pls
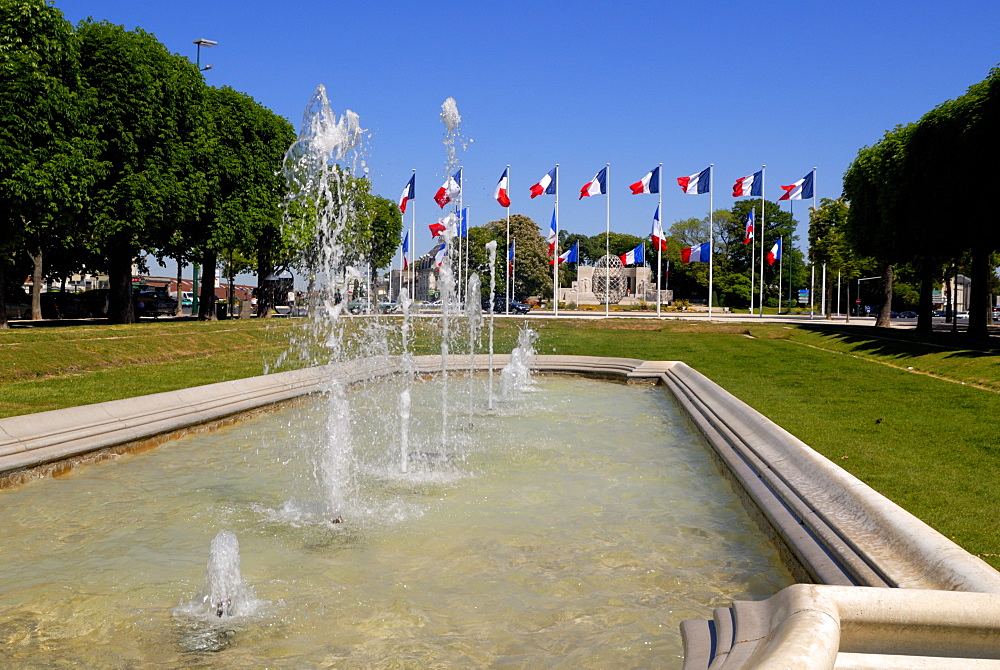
(175, 259), (184, 317)
(107, 245), (136, 324)
(28, 246), (43, 320)
(255, 254), (274, 318)
(0, 259), (8, 329)
(916, 260), (934, 334)
(967, 245), (991, 342)
(875, 262), (894, 328)
(199, 250), (217, 321)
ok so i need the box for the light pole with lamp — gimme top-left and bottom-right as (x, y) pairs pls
(857, 276), (880, 317)
(190, 38), (217, 316)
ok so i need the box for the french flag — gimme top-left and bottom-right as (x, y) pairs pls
(434, 241), (447, 267)
(677, 166), (711, 194)
(733, 170), (763, 197)
(681, 242), (710, 263)
(547, 210), (557, 255)
(402, 231), (409, 270)
(620, 243), (644, 266)
(398, 174), (415, 213)
(429, 221), (446, 237)
(530, 168), (557, 198)
(552, 242), (579, 265)
(779, 170), (814, 201)
(494, 168), (511, 208)
(650, 205), (667, 251)
(508, 239), (515, 272)
(767, 238), (782, 266)
(434, 170), (461, 208)
(743, 209), (754, 245)
(630, 166), (660, 195)
(579, 167), (608, 199)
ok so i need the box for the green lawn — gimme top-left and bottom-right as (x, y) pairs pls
(2, 316), (999, 568)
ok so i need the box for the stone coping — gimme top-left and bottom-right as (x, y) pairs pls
(2, 354), (999, 667)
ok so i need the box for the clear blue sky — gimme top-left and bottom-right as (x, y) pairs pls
(60, 0), (1000, 266)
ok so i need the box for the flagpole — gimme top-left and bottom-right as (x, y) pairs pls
(778, 236), (783, 317)
(553, 164), (560, 317)
(759, 165), (766, 317)
(505, 165), (511, 315)
(605, 162), (610, 318)
(512, 237), (516, 305)
(410, 169), (416, 301)
(457, 166), (464, 305)
(657, 162), (662, 318)
(708, 163), (714, 318)
(749, 206), (755, 316)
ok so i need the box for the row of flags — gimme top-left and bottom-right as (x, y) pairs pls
(398, 165), (815, 214)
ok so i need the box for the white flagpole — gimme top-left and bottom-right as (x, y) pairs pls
(810, 263), (815, 319)
(410, 169), (416, 301)
(778, 236), (783, 316)
(553, 164), (560, 317)
(657, 163), (662, 318)
(605, 162), (611, 318)
(457, 166), (464, 305)
(749, 208), (755, 315)
(759, 165), (766, 317)
(505, 165), (510, 315)
(511, 237), (516, 304)
(708, 163), (714, 317)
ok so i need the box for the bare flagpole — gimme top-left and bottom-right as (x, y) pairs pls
(605, 162), (611, 318)
(657, 162), (663, 318)
(778, 236), (783, 315)
(410, 169), (416, 301)
(708, 163), (714, 317)
(505, 165), (511, 314)
(553, 164), (560, 317)
(759, 165), (766, 317)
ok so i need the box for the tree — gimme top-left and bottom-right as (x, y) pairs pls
(0, 0), (94, 326)
(468, 214), (551, 301)
(187, 86), (294, 320)
(843, 124), (916, 327)
(76, 20), (206, 324)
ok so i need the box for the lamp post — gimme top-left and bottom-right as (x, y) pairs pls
(857, 276), (880, 317)
(190, 38), (217, 316)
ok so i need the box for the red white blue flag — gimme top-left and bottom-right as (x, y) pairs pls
(677, 166), (711, 194)
(398, 174), (415, 213)
(743, 209), (754, 245)
(650, 205), (667, 251)
(579, 167), (608, 199)
(402, 231), (409, 269)
(552, 242), (579, 265)
(630, 166), (660, 195)
(681, 242), (710, 263)
(429, 221), (446, 237)
(508, 239), (515, 272)
(530, 167), (557, 198)
(733, 170), (763, 197)
(434, 241), (447, 267)
(779, 171), (814, 201)
(767, 238), (782, 265)
(620, 243), (644, 266)
(494, 168), (511, 208)
(434, 170), (462, 208)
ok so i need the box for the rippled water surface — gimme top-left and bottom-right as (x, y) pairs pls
(0, 376), (793, 668)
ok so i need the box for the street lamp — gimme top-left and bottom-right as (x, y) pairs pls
(193, 38), (217, 71)
(190, 38), (217, 315)
(857, 276), (880, 316)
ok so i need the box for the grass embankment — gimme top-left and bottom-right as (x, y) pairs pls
(1, 317), (999, 568)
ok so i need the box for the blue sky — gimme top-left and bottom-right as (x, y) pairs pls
(60, 0), (1000, 265)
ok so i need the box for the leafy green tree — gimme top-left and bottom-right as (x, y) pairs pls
(188, 86), (294, 320)
(76, 20), (206, 323)
(843, 124), (916, 327)
(0, 0), (96, 325)
(467, 214), (551, 301)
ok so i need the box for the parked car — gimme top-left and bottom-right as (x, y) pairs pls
(899, 311), (917, 319)
(377, 300), (399, 314)
(4, 288), (31, 320)
(135, 291), (177, 318)
(482, 298), (531, 315)
(40, 292), (89, 319)
(79, 289), (111, 317)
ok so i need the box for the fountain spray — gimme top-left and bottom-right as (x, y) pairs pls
(486, 240), (497, 410)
